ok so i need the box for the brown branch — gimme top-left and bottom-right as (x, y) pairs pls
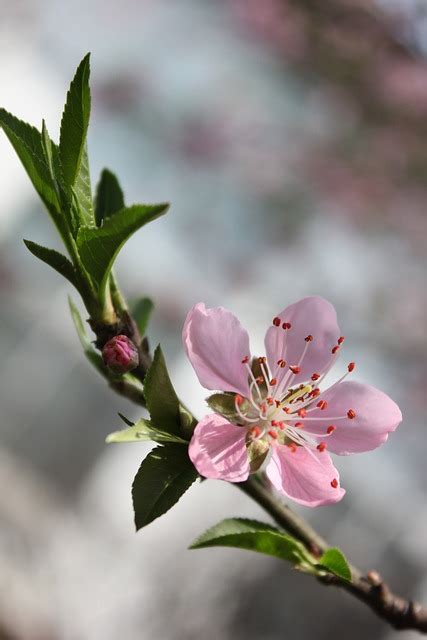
(239, 476), (427, 633)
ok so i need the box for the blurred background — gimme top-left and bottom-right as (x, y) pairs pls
(0, 1), (426, 638)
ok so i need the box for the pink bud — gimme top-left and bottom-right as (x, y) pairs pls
(102, 335), (139, 374)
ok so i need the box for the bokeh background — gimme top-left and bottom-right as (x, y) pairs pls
(1, 1), (426, 638)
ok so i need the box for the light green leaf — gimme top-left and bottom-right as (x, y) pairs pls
(317, 547), (352, 582)
(68, 296), (105, 374)
(95, 168), (125, 226)
(132, 444), (198, 530)
(206, 393), (240, 422)
(190, 518), (314, 566)
(0, 108), (61, 219)
(131, 297), (154, 336)
(24, 240), (78, 288)
(76, 203), (169, 297)
(144, 345), (181, 436)
(106, 418), (188, 445)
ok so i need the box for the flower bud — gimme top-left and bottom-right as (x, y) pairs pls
(102, 335), (139, 374)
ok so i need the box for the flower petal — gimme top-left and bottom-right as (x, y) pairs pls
(265, 296), (340, 387)
(188, 414), (250, 482)
(183, 303), (251, 396)
(266, 444), (345, 507)
(297, 381), (402, 455)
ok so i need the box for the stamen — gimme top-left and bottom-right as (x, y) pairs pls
(282, 322), (292, 330)
(317, 400), (328, 410)
(330, 478), (339, 489)
(287, 443), (297, 453)
(270, 378), (277, 386)
(272, 317), (281, 327)
(348, 362), (355, 372)
(317, 442), (327, 452)
(235, 394), (244, 406)
(309, 388), (321, 398)
(294, 422), (303, 428)
(289, 365), (301, 375)
(305, 334), (313, 342)
(347, 409), (356, 419)
(338, 336), (345, 345)
(311, 373), (320, 381)
(332, 345), (340, 355)
(241, 356), (249, 364)
(250, 426), (261, 438)
(268, 430), (278, 439)
(327, 425), (336, 434)
(297, 408), (307, 418)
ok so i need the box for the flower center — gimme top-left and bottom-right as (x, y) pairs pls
(236, 317), (357, 458)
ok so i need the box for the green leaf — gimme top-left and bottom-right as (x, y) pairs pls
(68, 296), (106, 375)
(190, 518), (314, 566)
(0, 108), (61, 219)
(76, 203), (169, 297)
(144, 345), (181, 435)
(317, 548), (352, 582)
(106, 418), (188, 445)
(95, 168), (125, 226)
(131, 297), (154, 336)
(59, 54), (93, 225)
(206, 393), (240, 422)
(24, 240), (78, 288)
(132, 444), (198, 530)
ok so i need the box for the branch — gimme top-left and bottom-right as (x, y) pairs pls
(239, 476), (427, 633)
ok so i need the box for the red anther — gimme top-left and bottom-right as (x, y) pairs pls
(256, 376), (264, 384)
(348, 362), (355, 372)
(282, 322), (292, 330)
(330, 478), (339, 489)
(309, 388), (321, 398)
(273, 317), (281, 327)
(338, 336), (345, 345)
(277, 359), (283, 366)
(327, 425), (336, 434)
(250, 426), (261, 438)
(275, 400), (281, 408)
(297, 408), (307, 418)
(289, 365), (301, 375)
(278, 422), (285, 430)
(260, 403), (267, 413)
(258, 356), (266, 364)
(305, 334), (313, 342)
(268, 430), (278, 439)
(271, 420), (279, 427)
(287, 443), (297, 453)
(280, 360), (286, 368)
(294, 422), (303, 428)
(282, 407), (290, 413)
(241, 356), (249, 364)
(311, 373), (320, 381)
(270, 378), (277, 386)
(347, 409), (356, 419)
(317, 400), (328, 410)
(332, 345), (340, 355)
(317, 442), (327, 452)
(235, 394), (244, 406)
(267, 397), (274, 406)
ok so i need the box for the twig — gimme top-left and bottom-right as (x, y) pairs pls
(239, 476), (427, 633)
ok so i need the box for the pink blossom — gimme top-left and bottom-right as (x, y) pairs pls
(183, 297), (402, 507)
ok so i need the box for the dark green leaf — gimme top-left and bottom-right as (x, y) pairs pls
(132, 444), (198, 530)
(318, 548), (352, 582)
(0, 108), (61, 218)
(76, 203), (169, 297)
(144, 345), (181, 435)
(106, 418), (188, 445)
(24, 240), (78, 288)
(190, 518), (314, 566)
(95, 168), (125, 226)
(59, 54), (93, 225)
(68, 296), (106, 375)
(131, 297), (154, 336)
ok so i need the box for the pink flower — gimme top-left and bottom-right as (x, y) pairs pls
(183, 297), (402, 507)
